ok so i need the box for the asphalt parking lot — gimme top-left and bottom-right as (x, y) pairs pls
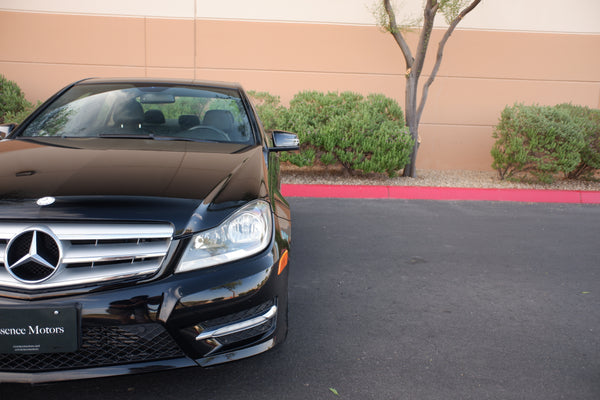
(2, 198), (600, 399)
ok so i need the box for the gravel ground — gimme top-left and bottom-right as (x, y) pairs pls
(281, 165), (600, 191)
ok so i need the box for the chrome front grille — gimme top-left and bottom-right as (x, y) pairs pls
(0, 223), (173, 290)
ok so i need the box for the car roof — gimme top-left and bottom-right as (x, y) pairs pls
(74, 77), (244, 91)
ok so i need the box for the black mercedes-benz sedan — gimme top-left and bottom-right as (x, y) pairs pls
(0, 78), (299, 383)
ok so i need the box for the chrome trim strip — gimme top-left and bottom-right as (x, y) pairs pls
(0, 261), (159, 290)
(62, 241), (170, 264)
(196, 339), (275, 367)
(195, 305), (278, 341)
(0, 243), (6, 264)
(0, 223), (173, 240)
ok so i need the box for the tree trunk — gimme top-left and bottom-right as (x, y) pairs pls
(403, 133), (419, 177)
(403, 74), (419, 178)
(381, 0), (482, 179)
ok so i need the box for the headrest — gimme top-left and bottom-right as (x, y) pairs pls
(178, 114), (200, 130)
(144, 109), (166, 124)
(114, 100), (144, 125)
(203, 110), (234, 131)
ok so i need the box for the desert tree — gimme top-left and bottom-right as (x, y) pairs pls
(377, 0), (483, 177)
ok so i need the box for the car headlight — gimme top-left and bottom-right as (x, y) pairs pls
(176, 200), (273, 273)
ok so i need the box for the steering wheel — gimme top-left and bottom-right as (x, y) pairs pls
(179, 125), (230, 141)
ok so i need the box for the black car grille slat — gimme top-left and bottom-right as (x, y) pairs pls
(0, 324), (184, 372)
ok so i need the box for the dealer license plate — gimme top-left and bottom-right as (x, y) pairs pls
(0, 306), (79, 353)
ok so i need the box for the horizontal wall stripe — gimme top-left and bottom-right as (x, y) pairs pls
(2, 0), (599, 33)
(0, 0), (195, 19)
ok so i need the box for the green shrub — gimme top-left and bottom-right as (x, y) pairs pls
(0, 75), (35, 124)
(278, 91), (413, 177)
(248, 91), (287, 132)
(555, 103), (600, 179)
(491, 104), (586, 183)
(285, 148), (316, 167)
(150, 96), (207, 120)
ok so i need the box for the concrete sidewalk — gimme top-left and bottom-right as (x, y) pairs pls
(281, 183), (600, 204)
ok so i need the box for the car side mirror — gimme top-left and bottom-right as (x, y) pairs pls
(270, 131), (299, 152)
(0, 124), (16, 139)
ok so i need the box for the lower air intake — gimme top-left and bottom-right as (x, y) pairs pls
(0, 324), (184, 372)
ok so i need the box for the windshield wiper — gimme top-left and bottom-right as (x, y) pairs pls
(60, 135), (95, 139)
(98, 133), (156, 139)
(97, 133), (220, 143)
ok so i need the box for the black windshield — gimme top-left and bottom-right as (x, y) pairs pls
(19, 83), (256, 145)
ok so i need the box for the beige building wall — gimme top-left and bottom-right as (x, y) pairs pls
(0, 0), (599, 171)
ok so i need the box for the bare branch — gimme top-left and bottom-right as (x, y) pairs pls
(416, 0), (482, 124)
(411, 0), (439, 80)
(383, 0), (414, 69)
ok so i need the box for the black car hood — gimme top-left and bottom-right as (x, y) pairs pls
(0, 138), (269, 236)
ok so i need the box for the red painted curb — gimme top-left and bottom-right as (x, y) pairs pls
(281, 184), (600, 204)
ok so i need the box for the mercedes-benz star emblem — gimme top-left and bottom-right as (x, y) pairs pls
(5, 228), (62, 283)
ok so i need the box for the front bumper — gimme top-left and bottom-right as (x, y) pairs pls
(0, 247), (288, 383)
